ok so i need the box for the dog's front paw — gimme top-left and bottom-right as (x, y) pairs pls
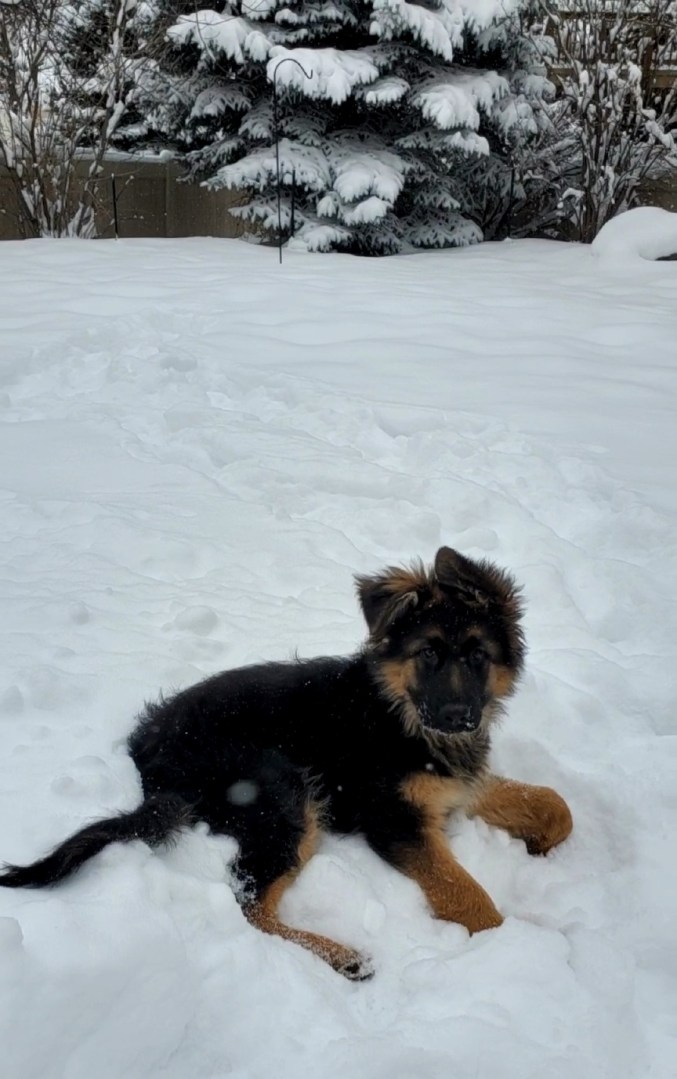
(522, 786), (573, 856)
(465, 902), (504, 935)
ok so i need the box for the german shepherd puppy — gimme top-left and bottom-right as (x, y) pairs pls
(0, 547), (572, 979)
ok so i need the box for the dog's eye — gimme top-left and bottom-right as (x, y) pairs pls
(419, 645), (438, 661)
(466, 646), (488, 667)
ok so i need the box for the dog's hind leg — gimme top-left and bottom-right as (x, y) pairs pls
(469, 774), (573, 856)
(212, 751), (372, 981)
(239, 800), (372, 981)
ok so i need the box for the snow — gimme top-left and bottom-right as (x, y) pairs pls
(370, 0), (465, 62)
(220, 139), (407, 233)
(592, 206), (677, 262)
(412, 69), (509, 131)
(0, 234), (676, 1079)
(190, 85), (251, 119)
(332, 145), (405, 203)
(267, 47), (380, 104)
(362, 75), (410, 106)
(459, 0), (521, 29)
(169, 12), (273, 64)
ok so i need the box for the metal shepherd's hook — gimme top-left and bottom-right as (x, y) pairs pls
(272, 57), (313, 264)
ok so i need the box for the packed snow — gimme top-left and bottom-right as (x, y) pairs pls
(0, 235), (676, 1079)
(592, 206), (677, 262)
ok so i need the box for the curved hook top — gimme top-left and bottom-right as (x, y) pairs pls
(272, 57), (314, 83)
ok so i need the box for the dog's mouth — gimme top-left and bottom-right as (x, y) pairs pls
(418, 702), (483, 736)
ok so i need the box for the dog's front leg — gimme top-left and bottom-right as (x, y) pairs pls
(367, 821), (503, 934)
(400, 828), (504, 933)
(469, 774), (573, 856)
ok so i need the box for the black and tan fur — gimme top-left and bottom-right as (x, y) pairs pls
(0, 547), (572, 979)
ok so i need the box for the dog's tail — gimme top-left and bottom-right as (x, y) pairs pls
(0, 792), (193, 889)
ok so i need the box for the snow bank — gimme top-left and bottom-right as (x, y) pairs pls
(592, 205), (677, 261)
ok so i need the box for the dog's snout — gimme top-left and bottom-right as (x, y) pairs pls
(438, 703), (471, 724)
(437, 703), (476, 732)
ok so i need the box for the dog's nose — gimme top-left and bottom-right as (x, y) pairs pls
(437, 703), (475, 731)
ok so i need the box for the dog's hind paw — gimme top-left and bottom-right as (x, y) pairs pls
(338, 952), (375, 981)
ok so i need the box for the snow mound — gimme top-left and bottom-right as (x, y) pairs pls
(592, 206), (677, 261)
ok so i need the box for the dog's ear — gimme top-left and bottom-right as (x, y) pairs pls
(434, 546), (522, 620)
(356, 562), (429, 637)
(434, 547), (489, 607)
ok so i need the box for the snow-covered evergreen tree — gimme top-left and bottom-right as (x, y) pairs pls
(125, 0), (548, 253)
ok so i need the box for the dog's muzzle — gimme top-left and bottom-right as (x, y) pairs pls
(430, 703), (482, 734)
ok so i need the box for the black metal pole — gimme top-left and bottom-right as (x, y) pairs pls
(111, 173), (119, 239)
(272, 58), (313, 264)
(507, 166), (515, 239)
(272, 78), (282, 264)
(290, 168), (296, 240)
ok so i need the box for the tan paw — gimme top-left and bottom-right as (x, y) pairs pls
(309, 935), (374, 981)
(522, 786), (573, 856)
(335, 950), (375, 981)
(462, 897), (504, 934)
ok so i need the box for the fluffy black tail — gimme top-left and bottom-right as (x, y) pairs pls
(0, 793), (194, 889)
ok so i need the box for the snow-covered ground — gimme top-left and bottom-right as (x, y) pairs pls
(0, 233), (675, 1079)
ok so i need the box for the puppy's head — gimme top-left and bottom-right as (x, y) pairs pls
(356, 547), (525, 739)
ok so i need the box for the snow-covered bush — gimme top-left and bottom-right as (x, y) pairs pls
(530, 0), (677, 242)
(124, 0), (548, 254)
(0, 0), (144, 237)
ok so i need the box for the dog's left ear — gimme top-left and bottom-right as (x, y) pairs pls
(434, 546), (522, 619)
(356, 563), (429, 638)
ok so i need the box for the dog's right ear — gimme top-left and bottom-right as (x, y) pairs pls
(355, 562), (429, 638)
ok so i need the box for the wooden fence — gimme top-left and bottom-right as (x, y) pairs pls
(0, 157), (249, 242)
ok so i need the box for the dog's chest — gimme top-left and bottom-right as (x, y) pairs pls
(400, 770), (476, 828)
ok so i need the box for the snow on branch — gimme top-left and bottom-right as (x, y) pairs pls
(339, 195), (392, 224)
(457, 0), (522, 33)
(238, 102), (275, 140)
(491, 94), (538, 139)
(299, 219), (353, 250)
(370, 0), (465, 62)
(214, 138), (331, 190)
(411, 69), (508, 130)
(407, 211), (482, 247)
(190, 85), (251, 120)
(359, 76), (411, 105)
(267, 47), (380, 103)
(332, 144), (406, 203)
(396, 127), (490, 155)
(170, 12), (273, 65)
(274, 2), (358, 28)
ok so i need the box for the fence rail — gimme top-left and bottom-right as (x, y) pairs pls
(550, 5), (677, 86)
